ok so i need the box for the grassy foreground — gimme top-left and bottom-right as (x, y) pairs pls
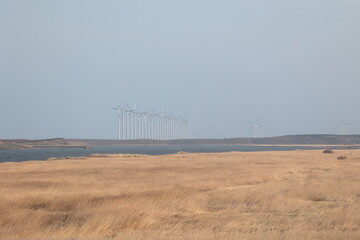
(1, 150), (360, 239)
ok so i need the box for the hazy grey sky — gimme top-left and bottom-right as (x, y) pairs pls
(1, 0), (359, 139)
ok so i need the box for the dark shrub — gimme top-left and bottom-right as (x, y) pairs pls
(337, 156), (347, 160)
(323, 149), (334, 154)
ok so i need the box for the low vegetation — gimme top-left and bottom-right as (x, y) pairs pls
(1, 150), (360, 239)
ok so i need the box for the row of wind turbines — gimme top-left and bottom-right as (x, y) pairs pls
(248, 120), (267, 138)
(113, 104), (190, 140)
(113, 106), (354, 140)
(334, 121), (353, 135)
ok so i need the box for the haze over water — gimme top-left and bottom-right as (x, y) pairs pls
(1, 1), (359, 139)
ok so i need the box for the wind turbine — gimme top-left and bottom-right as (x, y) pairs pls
(338, 120), (353, 135)
(126, 109), (135, 140)
(112, 107), (121, 140)
(154, 112), (159, 140)
(148, 112), (154, 140)
(174, 115), (183, 140)
(259, 125), (267, 138)
(135, 105), (143, 139)
(158, 111), (166, 140)
(248, 120), (259, 138)
(139, 110), (150, 139)
(247, 118), (266, 138)
(112, 104), (128, 140)
(132, 103), (140, 139)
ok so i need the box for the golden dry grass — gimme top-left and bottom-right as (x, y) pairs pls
(1, 150), (360, 239)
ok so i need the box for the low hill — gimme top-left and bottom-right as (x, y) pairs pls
(1, 135), (360, 151)
(0, 138), (88, 150)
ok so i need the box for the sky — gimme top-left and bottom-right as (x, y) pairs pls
(0, 0), (359, 139)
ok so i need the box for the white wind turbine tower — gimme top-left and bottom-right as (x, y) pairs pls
(159, 111), (166, 140)
(174, 116), (183, 139)
(140, 110), (150, 139)
(123, 108), (130, 140)
(338, 121), (353, 135)
(112, 107), (121, 140)
(167, 115), (173, 140)
(149, 112), (156, 140)
(166, 116), (172, 140)
(132, 103), (139, 139)
(248, 118), (266, 138)
(127, 109), (135, 140)
(149, 112), (154, 140)
(155, 112), (160, 140)
(259, 125), (267, 138)
(141, 111), (148, 139)
(135, 105), (143, 139)
(248, 120), (260, 138)
(112, 104), (128, 140)
(183, 119), (190, 139)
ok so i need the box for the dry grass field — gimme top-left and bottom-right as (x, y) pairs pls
(1, 150), (360, 239)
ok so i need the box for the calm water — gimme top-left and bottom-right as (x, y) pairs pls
(0, 145), (359, 163)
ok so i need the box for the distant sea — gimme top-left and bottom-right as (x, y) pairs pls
(1, 145), (360, 163)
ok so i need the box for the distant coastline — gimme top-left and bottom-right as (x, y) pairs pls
(1, 134), (360, 151)
(0, 138), (88, 150)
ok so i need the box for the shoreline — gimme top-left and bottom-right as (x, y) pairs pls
(1, 142), (360, 151)
(2, 134), (360, 150)
(1, 144), (360, 164)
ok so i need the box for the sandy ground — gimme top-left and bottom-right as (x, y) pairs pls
(1, 150), (360, 239)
